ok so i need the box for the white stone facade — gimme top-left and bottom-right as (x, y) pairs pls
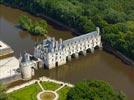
(19, 52), (44, 80)
(0, 57), (19, 80)
(34, 27), (102, 69)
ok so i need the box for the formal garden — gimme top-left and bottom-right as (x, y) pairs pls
(6, 77), (72, 100)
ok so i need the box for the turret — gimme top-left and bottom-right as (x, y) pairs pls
(19, 53), (22, 63)
(96, 27), (100, 35)
(59, 38), (63, 49)
(59, 38), (63, 44)
(21, 64), (33, 80)
(55, 41), (59, 51)
(52, 37), (55, 48)
(24, 52), (30, 62)
(34, 47), (38, 58)
(20, 52), (34, 80)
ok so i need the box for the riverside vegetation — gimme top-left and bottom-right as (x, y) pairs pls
(18, 15), (48, 35)
(1, 0), (134, 60)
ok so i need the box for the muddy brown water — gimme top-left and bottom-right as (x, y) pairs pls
(0, 5), (134, 100)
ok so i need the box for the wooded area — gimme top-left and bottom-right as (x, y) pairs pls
(1, 0), (134, 60)
(67, 80), (126, 100)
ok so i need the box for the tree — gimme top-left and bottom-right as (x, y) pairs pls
(126, 10), (134, 20)
(18, 15), (32, 30)
(67, 80), (127, 100)
(76, 16), (95, 33)
(1, 0), (134, 60)
(104, 8), (126, 24)
(18, 15), (48, 35)
(0, 83), (8, 100)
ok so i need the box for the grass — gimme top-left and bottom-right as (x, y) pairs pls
(8, 81), (71, 100)
(40, 81), (61, 91)
(9, 83), (41, 100)
(57, 86), (71, 100)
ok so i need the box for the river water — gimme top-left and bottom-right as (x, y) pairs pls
(0, 5), (134, 99)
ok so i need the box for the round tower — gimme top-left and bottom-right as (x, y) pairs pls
(20, 63), (33, 80)
(96, 27), (100, 35)
(20, 52), (34, 80)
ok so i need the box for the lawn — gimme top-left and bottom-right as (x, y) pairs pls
(57, 86), (71, 100)
(9, 83), (41, 100)
(40, 81), (61, 91)
(8, 81), (71, 100)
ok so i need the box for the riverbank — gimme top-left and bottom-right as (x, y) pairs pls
(1, 4), (134, 66)
(1, 4), (134, 100)
(103, 44), (134, 66)
(0, 3), (80, 36)
(1, 0), (134, 64)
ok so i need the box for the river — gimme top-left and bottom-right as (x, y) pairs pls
(0, 5), (134, 100)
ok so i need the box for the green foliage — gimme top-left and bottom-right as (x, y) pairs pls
(67, 80), (127, 100)
(9, 83), (41, 100)
(0, 83), (8, 100)
(18, 15), (48, 35)
(40, 81), (60, 91)
(75, 16), (95, 33)
(127, 21), (134, 32)
(1, 0), (134, 59)
(104, 9), (126, 24)
(8, 82), (71, 100)
(57, 86), (71, 100)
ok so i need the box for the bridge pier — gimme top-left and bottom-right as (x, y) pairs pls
(67, 55), (71, 61)
(82, 50), (87, 56)
(91, 48), (94, 54)
(74, 53), (79, 59)
(99, 43), (103, 50)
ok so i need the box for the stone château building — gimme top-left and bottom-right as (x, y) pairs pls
(34, 27), (102, 69)
(0, 41), (20, 81)
(19, 52), (43, 80)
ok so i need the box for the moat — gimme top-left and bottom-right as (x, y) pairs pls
(0, 5), (134, 100)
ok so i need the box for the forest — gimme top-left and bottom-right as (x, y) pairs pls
(1, 0), (134, 60)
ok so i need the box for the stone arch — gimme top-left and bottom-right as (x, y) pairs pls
(86, 48), (92, 53)
(66, 56), (71, 61)
(94, 44), (102, 50)
(78, 51), (83, 55)
(71, 53), (76, 58)
(66, 56), (68, 61)
(31, 67), (35, 70)
(71, 53), (79, 59)
(94, 45), (100, 49)
(44, 64), (48, 69)
(55, 62), (58, 67)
